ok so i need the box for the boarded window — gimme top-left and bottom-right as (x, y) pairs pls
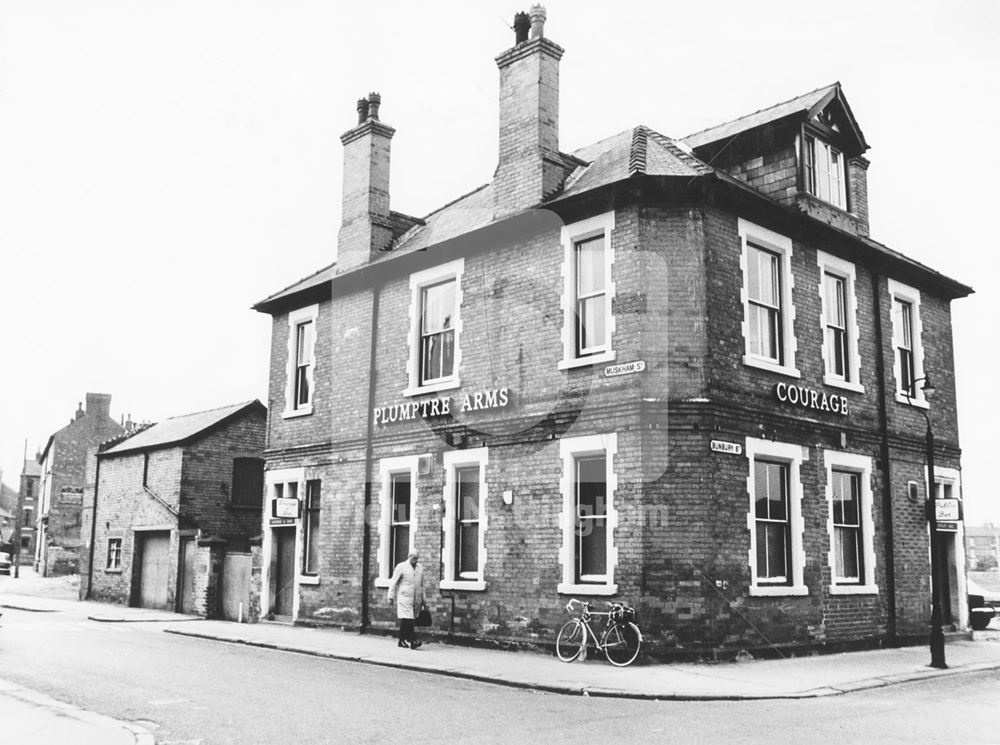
(232, 458), (265, 507)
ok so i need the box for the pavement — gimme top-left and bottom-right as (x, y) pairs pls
(2, 585), (1000, 744)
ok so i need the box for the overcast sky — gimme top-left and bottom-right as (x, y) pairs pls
(1, 1), (998, 523)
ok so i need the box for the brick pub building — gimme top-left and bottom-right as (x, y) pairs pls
(253, 7), (972, 655)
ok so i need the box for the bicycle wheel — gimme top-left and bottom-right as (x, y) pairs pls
(602, 621), (641, 666)
(555, 619), (586, 662)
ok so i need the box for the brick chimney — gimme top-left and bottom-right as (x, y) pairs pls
(337, 92), (395, 273)
(85, 392), (112, 420)
(848, 156), (870, 236)
(493, 5), (565, 219)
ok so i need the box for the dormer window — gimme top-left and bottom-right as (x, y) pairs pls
(803, 134), (847, 210)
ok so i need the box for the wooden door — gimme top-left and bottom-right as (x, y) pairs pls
(138, 532), (171, 610)
(178, 538), (197, 614)
(270, 528), (295, 619)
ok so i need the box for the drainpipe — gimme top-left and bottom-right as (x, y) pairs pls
(86, 455), (101, 599)
(872, 271), (898, 644)
(360, 284), (381, 633)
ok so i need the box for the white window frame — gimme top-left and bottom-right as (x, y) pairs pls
(283, 304), (318, 419)
(557, 433), (618, 596)
(816, 251), (864, 393)
(375, 455), (421, 588)
(823, 450), (877, 595)
(105, 537), (122, 571)
(887, 279), (927, 408)
(559, 211), (616, 370)
(301, 479), (321, 577)
(738, 219), (800, 378)
(405, 259), (464, 397)
(440, 447), (489, 591)
(745, 437), (808, 597)
(804, 134), (847, 210)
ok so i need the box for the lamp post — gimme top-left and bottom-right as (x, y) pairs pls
(903, 375), (946, 669)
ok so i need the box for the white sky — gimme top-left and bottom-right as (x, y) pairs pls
(1, 1), (998, 523)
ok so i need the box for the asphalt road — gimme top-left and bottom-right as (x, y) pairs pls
(0, 604), (996, 744)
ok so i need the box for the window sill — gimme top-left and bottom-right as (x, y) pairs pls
(557, 582), (619, 597)
(298, 574), (320, 586)
(230, 504), (264, 511)
(749, 584), (809, 597)
(403, 379), (461, 398)
(742, 355), (801, 379)
(895, 393), (929, 409)
(829, 584), (878, 596)
(823, 375), (865, 394)
(282, 406), (313, 420)
(104, 568), (123, 574)
(558, 350), (615, 371)
(374, 577), (392, 589)
(439, 579), (486, 592)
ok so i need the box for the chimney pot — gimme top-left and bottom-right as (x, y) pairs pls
(513, 11), (530, 44)
(367, 92), (381, 121)
(75, 402), (85, 420)
(356, 97), (370, 125)
(529, 4), (546, 38)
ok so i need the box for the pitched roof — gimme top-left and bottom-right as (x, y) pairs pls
(682, 83), (839, 149)
(100, 400), (264, 456)
(253, 126), (712, 311)
(22, 459), (42, 477)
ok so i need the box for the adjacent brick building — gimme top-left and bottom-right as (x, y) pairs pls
(16, 458), (41, 560)
(34, 393), (125, 576)
(252, 7), (972, 656)
(85, 400), (265, 616)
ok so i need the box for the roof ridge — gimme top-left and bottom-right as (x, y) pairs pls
(644, 128), (715, 175)
(628, 126), (649, 176)
(159, 400), (257, 422)
(681, 82), (840, 142)
(419, 183), (490, 221)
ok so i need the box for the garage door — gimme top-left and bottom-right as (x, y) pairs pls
(138, 532), (171, 610)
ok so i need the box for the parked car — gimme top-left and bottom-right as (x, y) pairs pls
(0, 550), (11, 575)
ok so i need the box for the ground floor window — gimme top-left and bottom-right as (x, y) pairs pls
(441, 448), (489, 591)
(302, 480), (321, 575)
(823, 451), (877, 594)
(745, 438), (807, 596)
(376, 455), (421, 587)
(558, 433), (618, 596)
(106, 538), (122, 571)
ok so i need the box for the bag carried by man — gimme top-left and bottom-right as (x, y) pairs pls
(415, 604), (432, 627)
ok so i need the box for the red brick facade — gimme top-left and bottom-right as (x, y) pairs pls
(253, 12), (971, 658)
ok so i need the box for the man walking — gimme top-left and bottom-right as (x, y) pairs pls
(388, 551), (424, 649)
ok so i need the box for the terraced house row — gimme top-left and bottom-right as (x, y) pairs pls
(252, 7), (972, 656)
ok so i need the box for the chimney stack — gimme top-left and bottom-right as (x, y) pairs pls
(75, 402), (85, 420)
(338, 91), (395, 273)
(494, 5), (564, 219)
(85, 392), (112, 420)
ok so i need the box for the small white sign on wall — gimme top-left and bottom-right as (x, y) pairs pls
(710, 440), (743, 455)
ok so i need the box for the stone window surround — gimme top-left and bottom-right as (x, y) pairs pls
(440, 447), (489, 591)
(283, 304), (318, 419)
(887, 278), (928, 409)
(823, 450), (878, 595)
(816, 250), (865, 393)
(738, 218), (800, 379)
(404, 259), (465, 397)
(557, 432), (619, 597)
(745, 437), (808, 597)
(558, 210), (617, 370)
(374, 455), (422, 588)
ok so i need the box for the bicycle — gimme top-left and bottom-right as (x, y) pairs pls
(555, 598), (642, 666)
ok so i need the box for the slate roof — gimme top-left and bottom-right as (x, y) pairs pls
(101, 400), (263, 456)
(682, 83), (838, 149)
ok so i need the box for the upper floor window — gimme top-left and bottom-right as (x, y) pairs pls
(420, 280), (456, 385)
(887, 279), (926, 407)
(232, 457), (265, 507)
(283, 304), (318, 418)
(406, 261), (464, 396)
(739, 219), (799, 378)
(817, 251), (863, 392)
(25, 480), (33, 498)
(559, 211), (616, 370)
(804, 134), (847, 209)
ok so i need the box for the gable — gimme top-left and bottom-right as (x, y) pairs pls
(804, 86), (868, 157)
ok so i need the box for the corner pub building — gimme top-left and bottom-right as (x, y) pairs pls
(252, 7), (973, 656)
